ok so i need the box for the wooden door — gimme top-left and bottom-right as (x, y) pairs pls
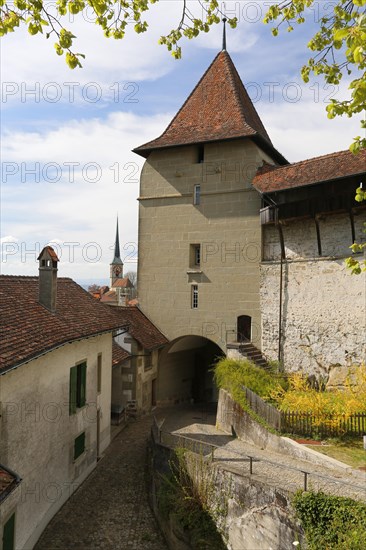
(237, 315), (251, 342)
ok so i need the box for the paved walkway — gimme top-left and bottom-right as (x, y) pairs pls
(156, 404), (366, 503)
(35, 414), (167, 550)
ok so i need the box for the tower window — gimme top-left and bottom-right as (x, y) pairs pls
(197, 145), (204, 163)
(193, 184), (201, 205)
(189, 244), (201, 268)
(194, 245), (200, 266)
(191, 285), (198, 309)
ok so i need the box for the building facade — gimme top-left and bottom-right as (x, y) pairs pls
(254, 152), (366, 378)
(0, 247), (123, 549)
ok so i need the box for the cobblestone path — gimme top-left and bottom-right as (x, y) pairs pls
(35, 415), (167, 550)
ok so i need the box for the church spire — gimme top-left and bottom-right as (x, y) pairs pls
(222, 17), (227, 51)
(113, 217), (122, 264)
(110, 217), (123, 287)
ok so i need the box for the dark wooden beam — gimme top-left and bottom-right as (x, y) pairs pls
(314, 217), (322, 256)
(349, 209), (356, 244)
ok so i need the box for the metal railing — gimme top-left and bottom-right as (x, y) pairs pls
(151, 417), (366, 502)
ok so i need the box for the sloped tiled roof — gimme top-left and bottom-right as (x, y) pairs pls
(112, 307), (168, 351)
(253, 149), (366, 193)
(112, 277), (133, 289)
(0, 465), (20, 502)
(112, 341), (131, 366)
(0, 276), (126, 373)
(134, 51), (281, 157)
(37, 246), (59, 262)
(100, 290), (118, 304)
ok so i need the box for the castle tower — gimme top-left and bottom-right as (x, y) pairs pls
(110, 218), (124, 287)
(134, 46), (287, 354)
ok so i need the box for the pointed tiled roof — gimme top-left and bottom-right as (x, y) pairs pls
(112, 218), (123, 265)
(134, 51), (286, 163)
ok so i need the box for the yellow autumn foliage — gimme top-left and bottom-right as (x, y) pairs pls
(271, 364), (366, 432)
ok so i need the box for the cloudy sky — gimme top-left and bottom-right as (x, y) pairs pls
(1, 1), (361, 282)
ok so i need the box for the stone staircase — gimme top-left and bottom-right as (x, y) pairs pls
(237, 341), (271, 370)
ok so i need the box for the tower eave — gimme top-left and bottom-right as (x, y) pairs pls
(133, 134), (288, 166)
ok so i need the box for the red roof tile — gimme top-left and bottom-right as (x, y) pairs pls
(112, 341), (131, 366)
(0, 276), (126, 373)
(100, 290), (118, 304)
(111, 307), (168, 351)
(134, 51), (279, 157)
(0, 465), (20, 500)
(112, 277), (133, 289)
(253, 149), (366, 193)
(37, 246), (59, 262)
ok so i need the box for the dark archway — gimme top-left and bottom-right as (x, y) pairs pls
(237, 315), (252, 342)
(157, 336), (223, 406)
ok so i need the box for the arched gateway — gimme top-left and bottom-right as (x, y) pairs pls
(156, 336), (224, 407)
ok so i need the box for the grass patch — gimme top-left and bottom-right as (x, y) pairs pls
(306, 439), (366, 469)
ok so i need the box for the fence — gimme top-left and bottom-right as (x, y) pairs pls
(243, 386), (282, 431)
(242, 386), (366, 438)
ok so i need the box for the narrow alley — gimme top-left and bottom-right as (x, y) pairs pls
(35, 415), (167, 550)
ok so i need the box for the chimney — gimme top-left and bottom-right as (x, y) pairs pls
(37, 246), (59, 312)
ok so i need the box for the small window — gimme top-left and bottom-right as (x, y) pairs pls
(74, 432), (85, 460)
(194, 184), (201, 205)
(189, 244), (201, 268)
(195, 246), (200, 266)
(97, 354), (102, 393)
(197, 145), (204, 163)
(69, 362), (87, 415)
(191, 285), (198, 309)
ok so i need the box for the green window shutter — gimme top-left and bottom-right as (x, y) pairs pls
(69, 366), (77, 415)
(79, 362), (87, 407)
(74, 432), (85, 460)
(3, 513), (15, 550)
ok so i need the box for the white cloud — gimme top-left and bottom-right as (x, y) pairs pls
(0, 235), (19, 244)
(259, 77), (363, 161)
(1, 110), (170, 277)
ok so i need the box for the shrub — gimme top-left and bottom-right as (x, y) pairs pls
(293, 490), (366, 550)
(214, 357), (288, 409)
(272, 365), (366, 432)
